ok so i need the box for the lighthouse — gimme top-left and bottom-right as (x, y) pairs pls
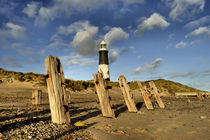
(98, 41), (110, 81)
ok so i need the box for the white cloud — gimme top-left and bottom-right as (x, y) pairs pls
(185, 26), (210, 38)
(60, 54), (96, 66)
(29, 0), (109, 26)
(23, 0), (145, 26)
(0, 1), (18, 18)
(35, 6), (58, 26)
(165, 0), (205, 20)
(70, 21), (99, 56)
(109, 50), (119, 64)
(0, 22), (26, 41)
(190, 39), (201, 46)
(58, 21), (93, 35)
(109, 47), (133, 64)
(185, 16), (210, 29)
(26, 57), (40, 64)
(0, 56), (22, 68)
(133, 66), (142, 74)
(122, 0), (145, 6)
(135, 13), (170, 35)
(175, 41), (187, 49)
(137, 56), (142, 59)
(53, 21), (99, 56)
(104, 27), (129, 46)
(10, 43), (45, 56)
(133, 57), (163, 74)
(102, 25), (111, 31)
(113, 8), (132, 19)
(48, 21), (99, 56)
(144, 58), (163, 71)
(52, 21), (129, 56)
(23, 2), (39, 17)
(161, 70), (210, 79)
(47, 34), (68, 48)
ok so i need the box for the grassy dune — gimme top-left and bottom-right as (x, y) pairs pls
(0, 68), (202, 94)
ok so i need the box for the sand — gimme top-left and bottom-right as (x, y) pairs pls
(0, 81), (210, 140)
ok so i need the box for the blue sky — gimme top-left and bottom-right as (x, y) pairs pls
(0, 0), (210, 91)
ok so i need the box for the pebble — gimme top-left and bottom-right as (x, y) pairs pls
(0, 106), (90, 140)
(200, 116), (207, 119)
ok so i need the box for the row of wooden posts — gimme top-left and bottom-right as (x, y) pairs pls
(93, 73), (165, 118)
(30, 56), (166, 124)
(32, 56), (208, 124)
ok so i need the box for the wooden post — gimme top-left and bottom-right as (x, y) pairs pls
(93, 73), (115, 118)
(197, 93), (204, 101)
(137, 81), (153, 110)
(118, 75), (137, 112)
(149, 81), (165, 108)
(45, 56), (70, 124)
(32, 89), (42, 105)
(67, 94), (71, 104)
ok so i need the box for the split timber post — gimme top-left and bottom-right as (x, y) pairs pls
(67, 94), (71, 104)
(32, 89), (42, 105)
(93, 73), (115, 118)
(45, 56), (70, 124)
(149, 81), (165, 108)
(118, 75), (137, 112)
(137, 81), (154, 110)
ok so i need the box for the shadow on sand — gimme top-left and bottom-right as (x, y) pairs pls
(136, 102), (144, 110)
(0, 115), (51, 133)
(71, 103), (125, 123)
(0, 109), (50, 122)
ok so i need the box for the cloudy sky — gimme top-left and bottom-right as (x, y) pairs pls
(0, 0), (210, 91)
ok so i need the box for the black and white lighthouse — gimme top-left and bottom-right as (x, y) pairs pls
(98, 40), (110, 81)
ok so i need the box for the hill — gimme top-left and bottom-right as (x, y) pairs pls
(0, 68), (202, 95)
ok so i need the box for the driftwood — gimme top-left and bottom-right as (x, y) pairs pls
(93, 73), (115, 118)
(32, 90), (42, 105)
(149, 81), (165, 108)
(118, 75), (137, 112)
(137, 81), (153, 110)
(175, 92), (210, 99)
(45, 56), (70, 124)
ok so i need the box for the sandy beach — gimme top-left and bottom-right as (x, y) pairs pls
(0, 81), (209, 140)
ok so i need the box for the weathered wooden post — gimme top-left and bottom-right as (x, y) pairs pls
(67, 94), (71, 104)
(137, 81), (154, 110)
(118, 75), (137, 112)
(93, 73), (115, 118)
(149, 81), (165, 108)
(45, 56), (70, 124)
(32, 89), (42, 105)
(197, 92), (204, 101)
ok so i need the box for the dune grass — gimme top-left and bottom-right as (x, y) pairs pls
(0, 68), (202, 94)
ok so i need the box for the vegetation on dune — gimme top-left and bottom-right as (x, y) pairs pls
(145, 79), (201, 94)
(65, 79), (94, 91)
(0, 68), (94, 91)
(107, 80), (202, 95)
(0, 68), (203, 93)
(0, 68), (46, 84)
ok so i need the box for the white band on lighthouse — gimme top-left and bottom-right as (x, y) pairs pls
(98, 64), (110, 80)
